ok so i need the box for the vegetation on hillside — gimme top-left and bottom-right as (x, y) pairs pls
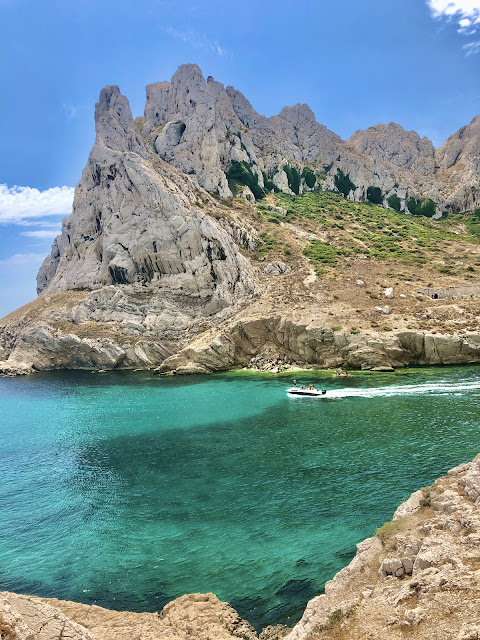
(226, 161), (264, 199)
(334, 169), (356, 197)
(283, 165), (301, 195)
(406, 196), (436, 218)
(387, 194), (402, 212)
(252, 190), (480, 272)
(367, 186), (383, 204)
(302, 166), (317, 189)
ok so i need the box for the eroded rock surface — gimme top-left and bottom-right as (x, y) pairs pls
(0, 592), (257, 640)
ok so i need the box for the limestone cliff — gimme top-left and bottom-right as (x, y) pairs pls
(2, 63), (480, 375)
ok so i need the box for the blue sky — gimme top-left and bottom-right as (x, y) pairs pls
(1, 0), (480, 317)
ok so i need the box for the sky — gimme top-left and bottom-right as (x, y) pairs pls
(1, 0), (480, 317)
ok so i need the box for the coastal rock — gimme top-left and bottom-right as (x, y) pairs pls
(4, 456), (480, 639)
(156, 320), (480, 375)
(0, 592), (98, 640)
(9, 593), (258, 640)
(284, 453), (480, 639)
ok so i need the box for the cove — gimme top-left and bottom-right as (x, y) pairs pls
(1, 366), (480, 631)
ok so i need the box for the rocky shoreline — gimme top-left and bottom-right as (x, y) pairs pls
(2, 316), (480, 377)
(3, 453), (480, 639)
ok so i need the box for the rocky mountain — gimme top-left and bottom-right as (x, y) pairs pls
(2, 63), (480, 375)
(133, 63), (480, 213)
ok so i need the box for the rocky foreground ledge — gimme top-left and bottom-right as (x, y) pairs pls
(3, 455), (480, 639)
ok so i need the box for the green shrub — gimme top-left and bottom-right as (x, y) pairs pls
(283, 164), (301, 195)
(334, 169), (356, 197)
(407, 196), (421, 215)
(226, 161), (265, 199)
(302, 166), (316, 189)
(420, 199), (436, 218)
(262, 171), (275, 192)
(331, 326), (342, 332)
(303, 239), (351, 266)
(407, 196), (436, 217)
(387, 194), (401, 212)
(367, 186), (383, 205)
(256, 232), (277, 256)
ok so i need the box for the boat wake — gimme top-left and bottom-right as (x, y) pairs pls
(327, 379), (480, 399)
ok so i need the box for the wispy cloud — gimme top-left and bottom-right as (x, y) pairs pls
(463, 39), (480, 53)
(0, 184), (74, 224)
(166, 26), (227, 56)
(62, 103), (92, 120)
(0, 253), (46, 266)
(21, 229), (61, 239)
(427, 1), (480, 52)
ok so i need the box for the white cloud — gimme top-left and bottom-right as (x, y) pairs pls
(166, 27), (227, 56)
(0, 253), (46, 266)
(463, 39), (480, 52)
(21, 229), (61, 239)
(427, 1), (480, 52)
(0, 184), (74, 224)
(428, 0), (480, 20)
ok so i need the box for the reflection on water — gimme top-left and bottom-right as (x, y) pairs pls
(1, 367), (480, 629)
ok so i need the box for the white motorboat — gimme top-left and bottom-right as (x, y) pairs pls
(287, 386), (329, 397)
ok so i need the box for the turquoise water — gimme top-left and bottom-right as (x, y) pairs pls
(1, 367), (480, 629)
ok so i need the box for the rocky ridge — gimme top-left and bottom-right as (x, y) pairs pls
(4, 455), (480, 639)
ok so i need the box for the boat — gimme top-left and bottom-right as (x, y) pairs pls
(287, 387), (329, 397)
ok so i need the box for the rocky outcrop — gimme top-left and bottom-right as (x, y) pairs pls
(156, 318), (480, 374)
(3, 63), (480, 375)
(0, 592), (98, 640)
(0, 592), (257, 640)
(284, 454), (480, 640)
(347, 122), (435, 175)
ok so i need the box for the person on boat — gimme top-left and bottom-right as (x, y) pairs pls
(293, 379), (297, 387)
(309, 383), (314, 390)
(301, 384), (306, 389)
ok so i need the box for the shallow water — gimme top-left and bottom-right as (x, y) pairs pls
(1, 366), (480, 629)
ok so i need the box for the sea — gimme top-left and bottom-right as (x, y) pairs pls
(1, 366), (480, 630)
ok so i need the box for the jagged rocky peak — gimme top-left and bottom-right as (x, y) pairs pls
(95, 85), (142, 154)
(347, 122), (435, 175)
(36, 65), (256, 312)
(436, 114), (480, 170)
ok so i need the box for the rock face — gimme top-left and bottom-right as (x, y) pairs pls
(155, 317), (480, 375)
(347, 122), (435, 175)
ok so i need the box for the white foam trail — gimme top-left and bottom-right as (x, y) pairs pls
(326, 379), (480, 399)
